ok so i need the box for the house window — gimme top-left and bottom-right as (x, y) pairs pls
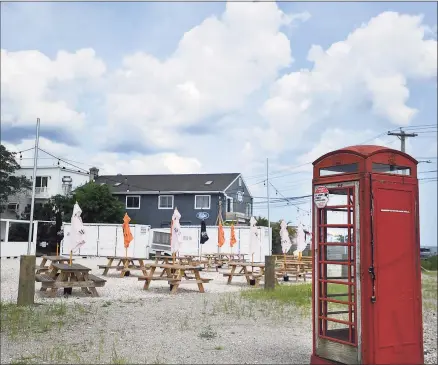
(7, 203), (19, 211)
(226, 197), (233, 213)
(35, 176), (48, 187)
(158, 195), (174, 209)
(245, 203), (251, 217)
(195, 195), (211, 209)
(126, 195), (140, 209)
(238, 177), (242, 187)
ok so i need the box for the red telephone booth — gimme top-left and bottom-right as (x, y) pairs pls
(310, 145), (423, 365)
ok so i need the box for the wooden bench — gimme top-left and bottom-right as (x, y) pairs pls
(87, 274), (107, 285)
(138, 276), (173, 281)
(223, 272), (259, 277)
(35, 274), (55, 283)
(183, 275), (212, 283)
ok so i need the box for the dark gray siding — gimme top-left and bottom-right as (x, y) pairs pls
(223, 175), (253, 216)
(116, 193), (223, 228)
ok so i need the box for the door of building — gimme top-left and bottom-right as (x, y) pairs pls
(314, 181), (361, 364)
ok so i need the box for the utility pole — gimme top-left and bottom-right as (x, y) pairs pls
(266, 158), (271, 254)
(18, 118), (40, 306)
(27, 118), (41, 254)
(387, 127), (418, 153)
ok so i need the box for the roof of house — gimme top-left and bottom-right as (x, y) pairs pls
(94, 173), (241, 193)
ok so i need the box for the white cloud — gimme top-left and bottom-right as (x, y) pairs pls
(1, 48), (106, 129)
(259, 11), (437, 153)
(103, 2), (297, 150)
(7, 138), (202, 175)
(295, 128), (398, 171)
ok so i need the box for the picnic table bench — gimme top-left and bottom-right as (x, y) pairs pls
(36, 263), (106, 297)
(36, 255), (75, 274)
(98, 256), (149, 277)
(138, 263), (212, 294)
(224, 262), (265, 286)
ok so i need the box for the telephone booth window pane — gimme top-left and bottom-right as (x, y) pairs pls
(320, 163), (358, 176)
(372, 163), (411, 175)
(316, 186), (357, 346)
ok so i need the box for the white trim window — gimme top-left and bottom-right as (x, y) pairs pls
(226, 197), (233, 213)
(35, 176), (48, 188)
(126, 195), (141, 209)
(245, 202), (251, 217)
(195, 195), (211, 210)
(158, 195), (174, 209)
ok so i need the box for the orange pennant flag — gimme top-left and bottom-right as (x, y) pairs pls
(218, 222), (225, 248)
(230, 224), (237, 247)
(123, 213), (134, 248)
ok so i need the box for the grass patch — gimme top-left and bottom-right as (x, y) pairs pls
(421, 256), (438, 271)
(241, 283), (312, 308)
(214, 345), (224, 350)
(0, 301), (90, 340)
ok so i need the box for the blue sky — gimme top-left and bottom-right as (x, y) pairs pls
(1, 1), (437, 246)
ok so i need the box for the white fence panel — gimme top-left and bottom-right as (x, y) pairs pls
(179, 227), (200, 255)
(80, 225), (99, 256)
(96, 226), (117, 257)
(201, 227), (218, 255)
(238, 228), (250, 258)
(132, 225), (151, 258)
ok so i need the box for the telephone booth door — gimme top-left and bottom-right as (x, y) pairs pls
(314, 181), (361, 365)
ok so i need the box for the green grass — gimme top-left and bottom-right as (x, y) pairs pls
(421, 256), (438, 271)
(214, 345), (224, 350)
(0, 301), (94, 340)
(241, 282), (350, 310)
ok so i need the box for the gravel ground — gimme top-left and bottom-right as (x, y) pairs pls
(1, 257), (436, 364)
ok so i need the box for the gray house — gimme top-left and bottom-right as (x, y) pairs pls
(94, 173), (253, 228)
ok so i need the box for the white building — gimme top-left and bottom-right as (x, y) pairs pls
(2, 164), (98, 219)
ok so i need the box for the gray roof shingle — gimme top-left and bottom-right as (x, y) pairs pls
(94, 173), (240, 193)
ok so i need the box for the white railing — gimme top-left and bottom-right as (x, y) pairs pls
(0, 218), (41, 257)
(35, 187), (48, 194)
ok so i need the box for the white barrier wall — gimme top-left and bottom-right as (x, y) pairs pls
(151, 225), (271, 262)
(61, 223), (151, 258)
(0, 219), (39, 257)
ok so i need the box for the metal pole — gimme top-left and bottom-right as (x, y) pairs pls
(266, 158), (271, 254)
(400, 130), (406, 153)
(27, 118), (40, 255)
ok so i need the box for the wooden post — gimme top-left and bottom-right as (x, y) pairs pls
(17, 255), (36, 306)
(264, 255), (276, 291)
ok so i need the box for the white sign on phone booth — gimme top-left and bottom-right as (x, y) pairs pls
(314, 186), (330, 208)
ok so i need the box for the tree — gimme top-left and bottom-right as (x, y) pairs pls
(255, 216), (296, 254)
(72, 182), (125, 223)
(0, 144), (31, 212)
(9, 182), (126, 248)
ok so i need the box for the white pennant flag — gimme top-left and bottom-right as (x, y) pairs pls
(71, 202), (86, 253)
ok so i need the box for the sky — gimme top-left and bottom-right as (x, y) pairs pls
(1, 1), (437, 246)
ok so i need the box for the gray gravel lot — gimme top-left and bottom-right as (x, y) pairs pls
(1, 257), (436, 364)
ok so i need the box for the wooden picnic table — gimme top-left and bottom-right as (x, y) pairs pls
(138, 263), (212, 294)
(36, 263), (106, 297)
(224, 261), (265, 286)
(98, 256), (149, 277)
(36, 255), (75, 274)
